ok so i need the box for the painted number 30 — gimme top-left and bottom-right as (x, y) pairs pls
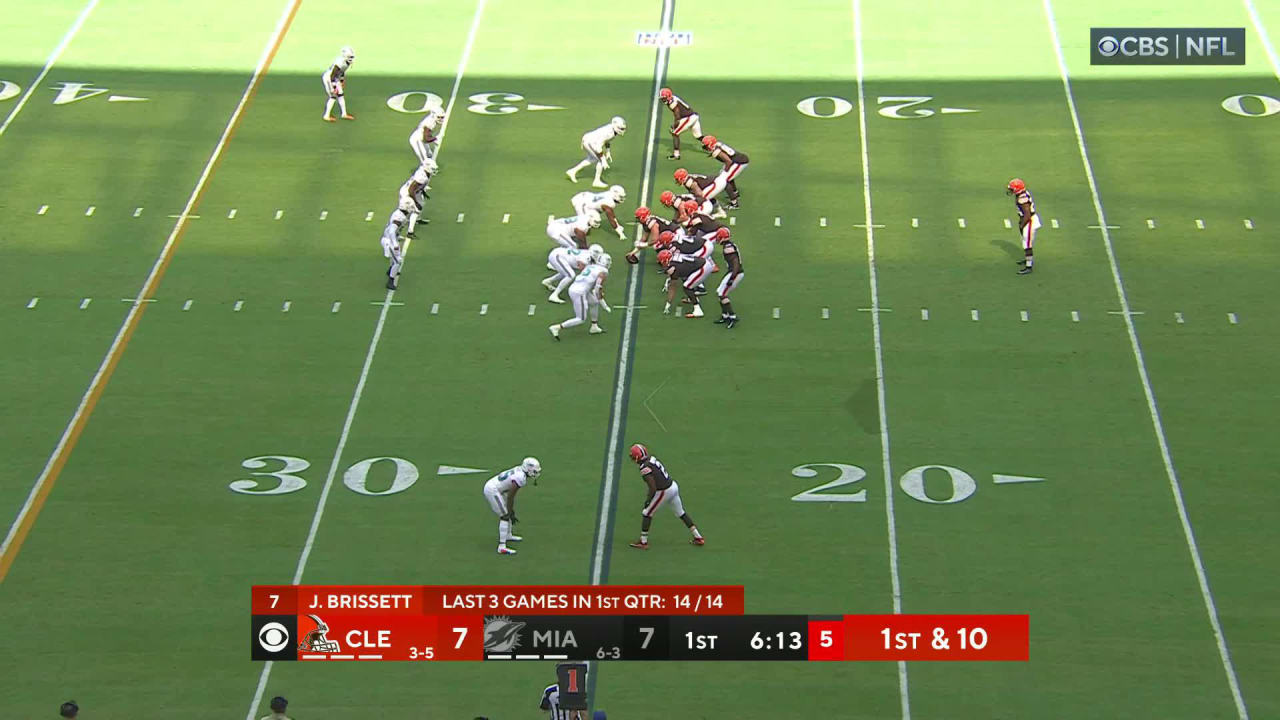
(232, 455), (420, 496)
(790, 463), (977, 504)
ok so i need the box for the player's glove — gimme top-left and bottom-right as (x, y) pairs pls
(600, 298), (612, 313)
(616, 226), (627, 240)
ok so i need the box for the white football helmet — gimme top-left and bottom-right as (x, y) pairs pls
(611, 116), (626, 134)
(588, 243), (606, 263)
(522, 457), (542, 479)
(341, 46), (356, 62)
(585, 209), (603, 229)
(398, 197), (416, 214)
(609, 185), (626, 204)
(421, 158), (439, 175)
(597, 253), (613, 269)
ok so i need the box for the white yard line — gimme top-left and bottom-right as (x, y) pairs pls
(0, 0), (100, 140)
(1243, 0), (1280, 83)
(243, 1), (488, 718)
(1042, 2), (1249, 718)
(852, 0), (909, 717)
(2, 0), (300, 576)
(590, 0), (673, 587)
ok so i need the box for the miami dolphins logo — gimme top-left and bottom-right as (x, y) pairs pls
(483, 616), (526, 653)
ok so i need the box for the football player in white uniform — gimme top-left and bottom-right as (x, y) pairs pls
(549, 254), (612, 340)
(483, 458), (541, 555)
(566, 116), (626, 188)
(546, 210), (602, 250)
(409, 108), (442, 166)
(381, 200), (412, 290)
(570, 185), (628, 240)
(542, 244), (603, 304)
(398, 159), (437, 238)
(321, 46), (356, 122)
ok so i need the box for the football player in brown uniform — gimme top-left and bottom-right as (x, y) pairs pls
(701, 135), (749, 209)
(713, 228), (744, 328)
(627, 443), (704, 548)
(659, 88), (704, 160)
(1007, 178), (1040, 275)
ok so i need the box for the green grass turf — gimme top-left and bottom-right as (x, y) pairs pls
(1, 0), (1278, 718)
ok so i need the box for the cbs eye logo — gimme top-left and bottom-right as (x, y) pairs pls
(258, 622), (291, 652)
(1097, 36), (1120, 57)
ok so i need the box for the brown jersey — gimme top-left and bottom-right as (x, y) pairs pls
(666, 94), (696, 120)
(639, 455), (673, 490)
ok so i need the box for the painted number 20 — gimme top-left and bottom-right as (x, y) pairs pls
(790, 463), (977, 504)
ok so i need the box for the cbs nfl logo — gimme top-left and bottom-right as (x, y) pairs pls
(252, 615), (297, 661)
(1091, 28), (1245, 65)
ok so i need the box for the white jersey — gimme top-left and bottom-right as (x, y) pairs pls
(548, 214), (592, 243)
(399, 167), (430, 197)
(382, 209), (408, 243)
(413, 111), (441, 140)
(570, 264), (608, 296)
(550, 246), (592, 271)
(582, 123), (620, 153)
(490, 465), (530, 493)
(324, 55), (352, 83)
(571, 190), (617, 215)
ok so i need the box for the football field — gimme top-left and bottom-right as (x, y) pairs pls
(1, 0), (1278, 718)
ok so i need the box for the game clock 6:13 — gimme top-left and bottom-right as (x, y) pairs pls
(749, 630), (803, 651)
(669, 616), (808, 661)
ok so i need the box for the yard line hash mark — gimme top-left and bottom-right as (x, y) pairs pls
(37, 205), (49, 215)
(319, 210), (328, 220)
(774, 216), (781, 226)
(527, 304), (536, 316)
(503, 213), (511, 223)
(1043, 2), (1249, 716)
(1243, 219), (1253, 230)
(820, 217), (828, 227)
(1228, 313), (1238, 325)
(772, 307), (780, 319)
(80, 298), (91, 310)
(228, 209), (237, 219)
(234, 300), (244, 312)
(1071, 310), (1080, 323)
(921, 308), (929, 321)
(182, 300), (193, 311)
(243, 2), (484, 719)
(957, 217), (966, 228)
(822, 307), (830, 319)
(134, 207), (143, 217)
(479, 303), (488, 315)
(331, 302), (341, 313)
(282, 301), (291, 312)
(430, 303), (439, 315)
(1020, 310), (1029, 322)
(1, 0), (304, 588)
(1050, 218), (1059, 229)
(274, 210), (283, 220)
(971, 309), (979, 321)
(1147, 219), (1156, 229)
(85, 205), (95, 216)
(1175, 312), (1185, 324)
(26, 298), (38, 309)
(457, 212), (466, 223)
(365, 211), (374, 222)
(1196, 218), (1205, 229)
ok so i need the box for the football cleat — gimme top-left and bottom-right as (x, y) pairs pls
(629, 443), (650, 462)
(566, 170), (578, 183)
(386, 277), (397, 290)
(726, 199), (740, 210)
(341, 114), (356, 120)
(667, 151), (680, 160)
(725, 316), (738, 329)
(691, 537), (706, 546)
(323, 116), (336, 123)
(714, 315), (729, 324)
(508, 535), (524, 543)
(674, 168), (689, 185)
(701, 135), (717, 150)
(406, 230), (416, 239)
(1007, 178), (1026, 195)
(541, 277), (557, 290)
(548, 294), (565, 304)
(628, 540), (649, 550)
(686, 305), (704, 318)
(693, 284), (707, 295)
(659, 87), (673, 101)
(1017, 265), (1034, 275)
(589, 324), (605, 334)
(497, 546), (517, 555)
(549, 324), (561, 340)
(592, 180), (608, 189)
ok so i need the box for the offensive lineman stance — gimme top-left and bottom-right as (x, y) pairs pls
(483, 457), (542, 555)
(321, 46), (356, 122)
(701, 135), (749, 209)
(1008, 178), (1040, 275)
(626, 444), (704, 549)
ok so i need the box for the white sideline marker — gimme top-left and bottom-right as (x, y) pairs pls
(921, 308), (929, 321)
(1228, 312), (1238, 325)
(1147, 219), (1156, 229)
(820, 217), (828, 227)
(479, 303), (488, 315)
(430, 303), (439, 315)
(502, 213), (510, 224)
(182, 300), (193, 311)
(85, 206), (95, 217)
(274, 210), (283, 220)
(330, 302), (340, 313)
(527, 304), (535, 316)
(1004, 218), (1012, 229)
(1071, 310), (1080, 322)
(822, 307), (830, 319)
(133, 207), (143, 218)
(911, 217), (919, 228)
(729, 216), (737, 226)
(1051, 218), (1060, 229)
(1175, 312), (1185, 324)
(1196, 218), (1205, 229)
(365, 211), (373, 222)
(772, 307), (780, 319)
(228, 209), (237, 219)
(80, 298), (91, 310)
(37, 205), (48, 215)
(233, 300), (244, 312)
(457, 212), (465, 223)
(26, 297), (38, 309)
(282, 301), (291, 313)
(1020, 310), (1029, 322)
(971, 309), (980, 321)
(957, 217), (966, 228)
(774, 216), (781, 227)
(1244, 218), (1254, 230)
(319, 210), (328, 221)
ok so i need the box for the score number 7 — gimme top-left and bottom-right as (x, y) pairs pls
(453, 627), (468, 649)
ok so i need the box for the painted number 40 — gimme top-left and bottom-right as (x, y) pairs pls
(790, 463), (1042, 505)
